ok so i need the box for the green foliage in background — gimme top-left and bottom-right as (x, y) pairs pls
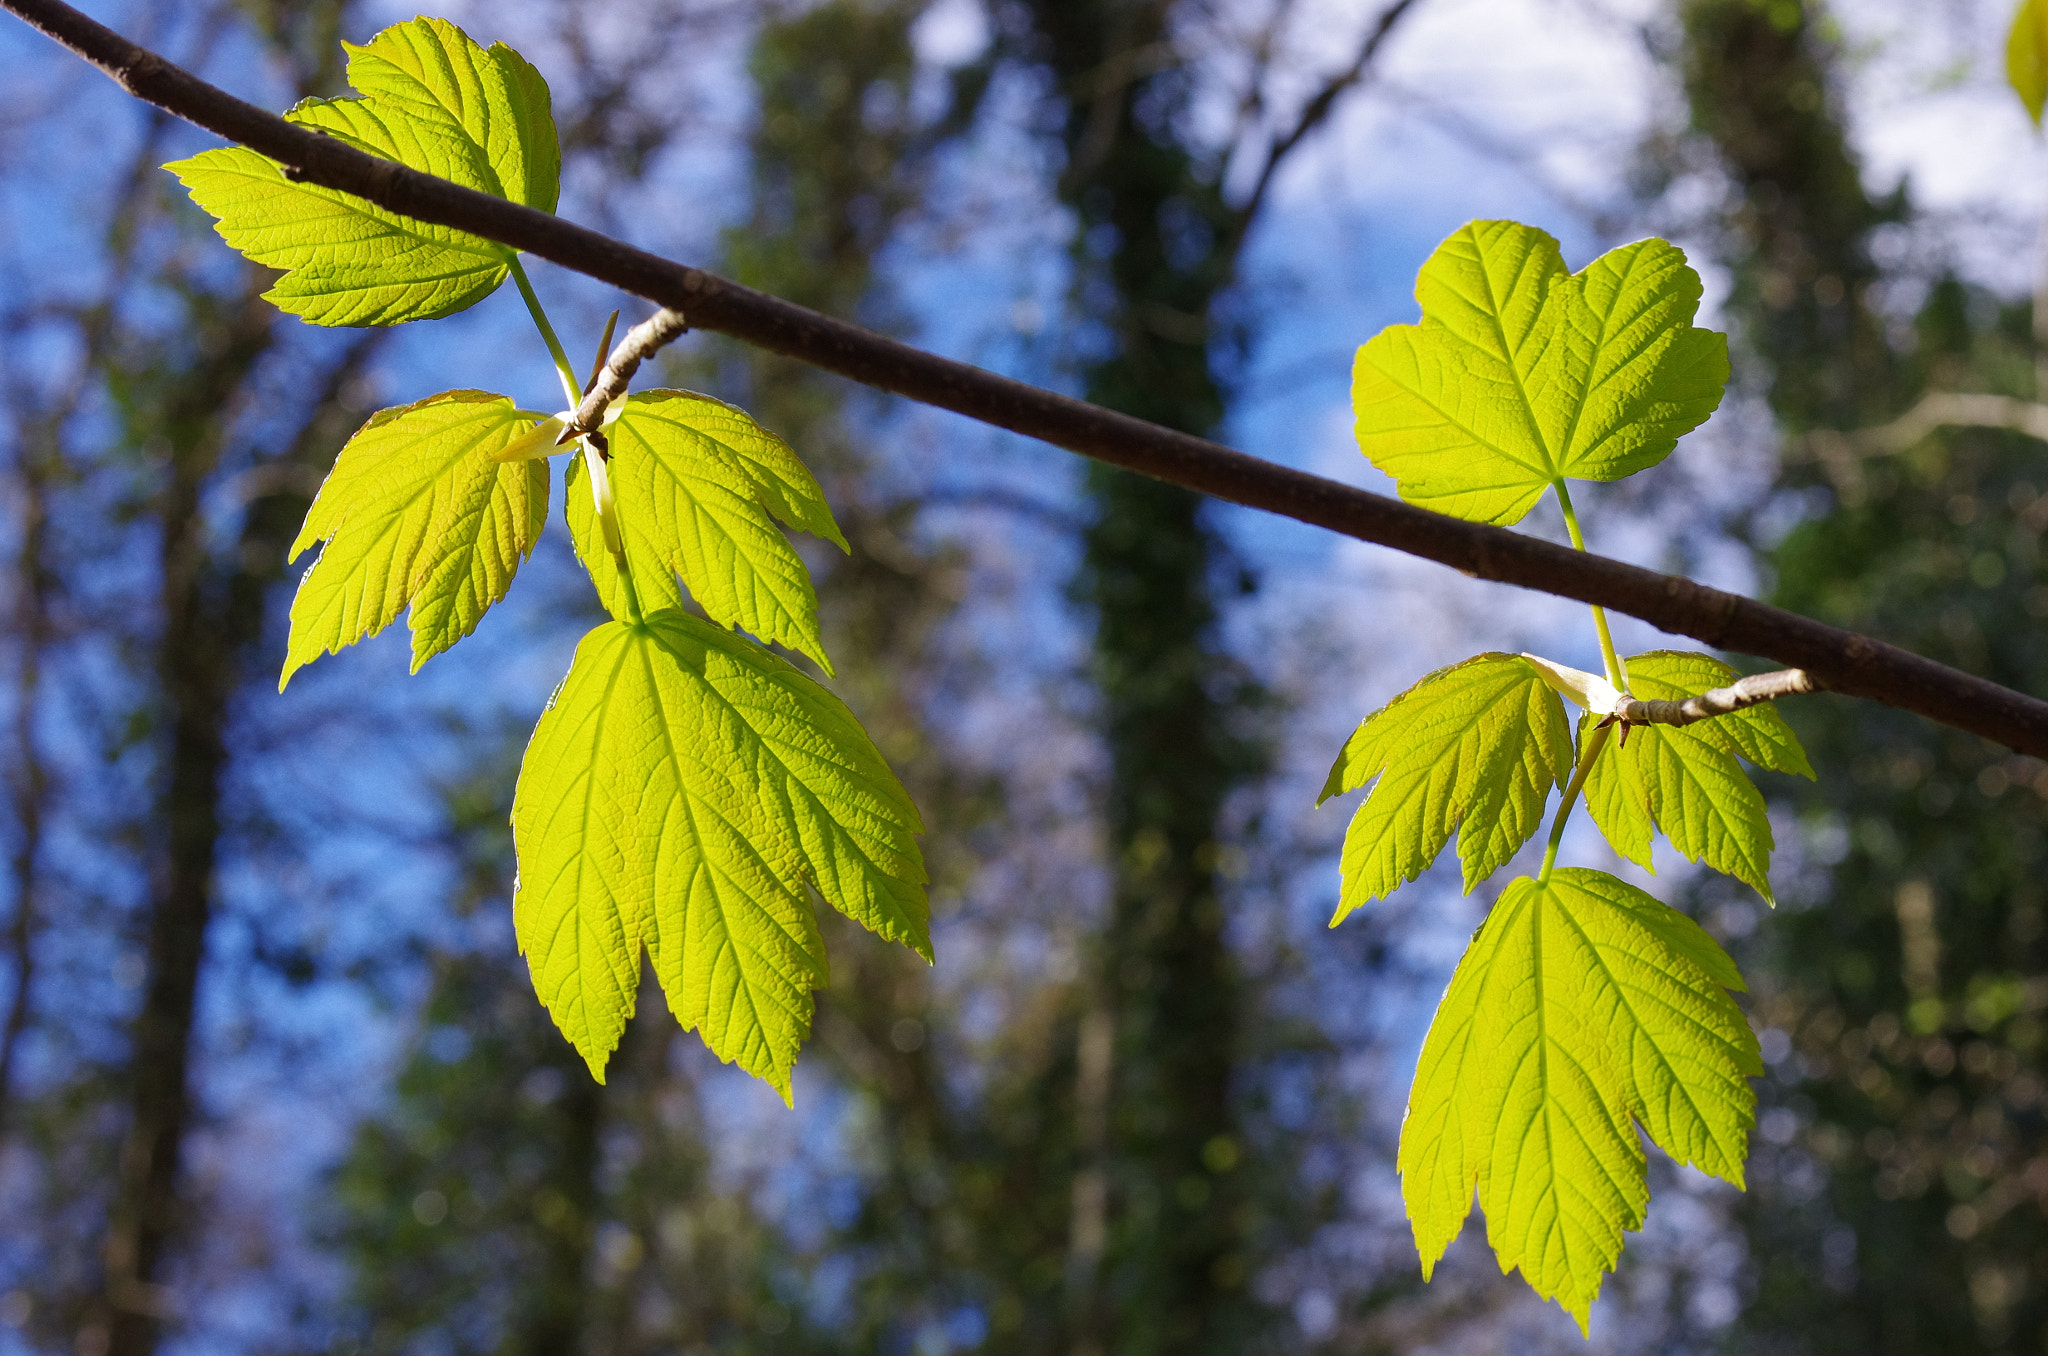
(1688, 2), (2048, 1348)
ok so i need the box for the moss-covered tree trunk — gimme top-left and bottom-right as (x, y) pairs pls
(1013, 4), (1261, 1349)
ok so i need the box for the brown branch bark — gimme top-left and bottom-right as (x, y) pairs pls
(6, 0), (2048, 758)
(567, 306), (685, 434)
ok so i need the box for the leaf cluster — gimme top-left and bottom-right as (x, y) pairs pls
(167, 16), (1822, 1328)
(1333, 220), (1806, 1326)
(169, 18), (927, 1098)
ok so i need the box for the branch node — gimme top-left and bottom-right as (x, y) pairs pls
(563, 307), (688, 436)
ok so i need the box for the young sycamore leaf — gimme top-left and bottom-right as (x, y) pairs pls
(1400, 867), (1760, 1331)
(510, 609), (928, 1099)
(1353, 220), (1729, 525)
(568, 390), (848, 671)
(1581, 651), (1815, 903)
(281, 391), (550, 688)
(1520, 651), (1623, 717)
(165, 17), (559, 327)
(2012, 0), (2048, 125)
(1320, 653), (1572, 921)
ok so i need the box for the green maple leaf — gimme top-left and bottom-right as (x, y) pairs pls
(165, 16), (558, 327)
(1353, 220), (1728, 524)
(568, 390), (847, 671)
(281, 391), (550, 688)
(1400, 867), (1760, 1330)
(1320, 653), (1572, 922)
(2013, 0), (2048, 124)
(1580, 651), (1815, 902)
(510, 609), (927, 1097)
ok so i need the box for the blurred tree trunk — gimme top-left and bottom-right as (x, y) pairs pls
(1012, 4), (1260, 1350)
(87, 9), (366, 1351)
(97, 294), (378, 1356)
(1677, 0), (1895, 432)
(716, 4), (1013, 1346)
(0, 391), (54, 1136)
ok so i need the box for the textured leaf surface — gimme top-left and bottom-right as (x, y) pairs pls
(165, 17), (557, 326)
(588, 390), (846, 669)
(282, 391), (549, 687)
(1353, 220), (1728, 524)
(334, 16), (559, 211)
(1321, 653), (1572, 919)
(510, 611), (927, 1097)
(1400, 868), (1760, 1330)
(2013, 0), (2048, 124)
(1582, 651), (1814, 900)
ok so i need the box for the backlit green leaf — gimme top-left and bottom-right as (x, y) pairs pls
(2012, 0), (2048, 124)
(510, 610), (927, 1097)
(1320, 653), (1572, 921)
(333, 16), (559, 211)
(1582, 651), (1813, 900)
(165, 17), (558, 327)
(281, 391), (549, 688)
(1400, 867), (1759, 1330)
(582, 390), (846, 670)
(1353, 220), (1729, 524)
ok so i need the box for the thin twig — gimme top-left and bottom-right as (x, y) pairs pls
(1611, 668), (1817, 728)
(8, 0), (2048, 757)
(564, 306), (686, 437)
(1806, 391), (2048, 459)
(1801, 391), (2048, 499)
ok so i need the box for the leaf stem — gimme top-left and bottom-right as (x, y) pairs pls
(509, 256), (582, 408)
(1537, 720), (1613, 884)
(616, 547), (645, 625)
(1552, 480), (1628, 690)
(510, 263), (648, 625)
(578, 438), (644, 626)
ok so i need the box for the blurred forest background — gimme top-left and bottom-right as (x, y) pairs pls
(1, 0), (2045, 1352)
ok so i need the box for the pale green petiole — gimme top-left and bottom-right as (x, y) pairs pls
(1537, 719), (1614, 884)
(505, 260), (646, 625)
(1542, 477), (1625, 883)
(583, 438), (644, 625)
(1552, 479), (1629, 691)
(509, 256), (583, 409)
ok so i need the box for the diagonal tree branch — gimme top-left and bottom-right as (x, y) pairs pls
(1230, 0), (1422, 233)
(6, 0), (2048, 758)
